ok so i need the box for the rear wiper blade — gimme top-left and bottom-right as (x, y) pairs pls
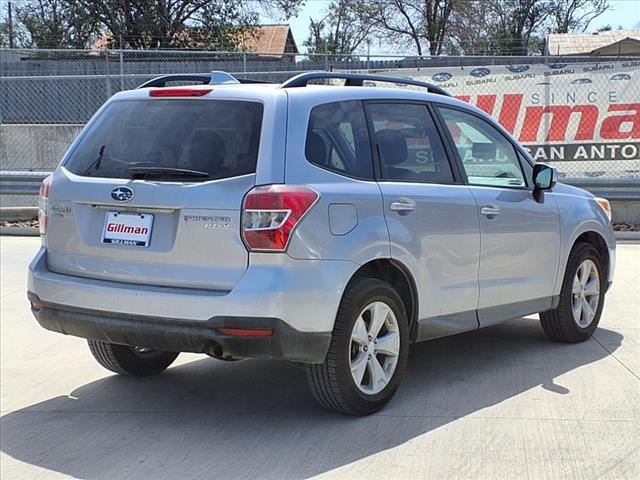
(128, 167), (209, 179)
(82, 145), (106, 175)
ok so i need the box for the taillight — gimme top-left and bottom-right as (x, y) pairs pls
(241, 185), (319, 252)
(38, 175), (52, 235)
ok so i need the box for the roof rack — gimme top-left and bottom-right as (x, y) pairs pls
(280, 72), (450, 96)
(137, 71), (267, 89)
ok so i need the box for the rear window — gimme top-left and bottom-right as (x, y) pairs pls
(64, 99), (263, 181)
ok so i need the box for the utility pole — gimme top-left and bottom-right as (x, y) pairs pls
(119, 33), (124, 91)
(8, 1), (15, 48)
(366, 38), (371, 70)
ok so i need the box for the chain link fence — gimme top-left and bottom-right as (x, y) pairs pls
(2, 48), (639, 207)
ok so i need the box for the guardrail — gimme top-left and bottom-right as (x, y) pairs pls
(0, 171), (50, 195)
(0, 171), (638, 199)
(562, 178), (640, 201)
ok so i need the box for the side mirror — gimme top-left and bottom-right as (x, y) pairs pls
(532, 163), (557, 191)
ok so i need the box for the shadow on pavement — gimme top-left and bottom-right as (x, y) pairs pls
(0, 318), (622, 479)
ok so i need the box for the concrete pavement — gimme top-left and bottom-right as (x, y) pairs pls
(1, 236), (639, 480)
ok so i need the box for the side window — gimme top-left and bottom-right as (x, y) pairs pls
(368, 103), (453, 183)
(438, 107), (527, 188)
(305, 101), (373, 179)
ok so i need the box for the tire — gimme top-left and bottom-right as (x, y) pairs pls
(87, 340), (179, 376)
(540, 242), (606, 343)
(305, 278), (409, 416)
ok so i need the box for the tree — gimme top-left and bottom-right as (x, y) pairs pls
(304, 0), (374, 58)
(305, 18), (330, 54)
(549, 0), (609, 33)
(74, 0), (252, 49)
(484, 0), (551, 55)
(366, 0), (457, 56)
(14, 0), (100, 48)
(6, 0), (303, 50)
(448, 0), (610, 55)
(0, 19), (9, 47)
(445, 0), (494, 54)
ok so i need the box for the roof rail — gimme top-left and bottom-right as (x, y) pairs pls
(280, 72), (450, 96)
(137, 71), (267, 89)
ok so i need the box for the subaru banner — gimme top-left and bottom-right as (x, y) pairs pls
(401, 60), (640, 179)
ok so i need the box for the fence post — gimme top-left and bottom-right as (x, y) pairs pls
(543, 55), (550, 145)
(243, 52), (247, 73)
(105, 50), (112, 97)
(324, 53), (328, 71)
(119, 49), (124, 91)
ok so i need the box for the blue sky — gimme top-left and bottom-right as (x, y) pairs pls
(266, 0), (640, 53)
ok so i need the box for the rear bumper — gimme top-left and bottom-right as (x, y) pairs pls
(28, 293), (331, 363)
(28, 247), (359, 363)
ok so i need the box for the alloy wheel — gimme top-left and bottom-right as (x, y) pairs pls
(572, 259), (600, 328)
(349, 301), (400, 395)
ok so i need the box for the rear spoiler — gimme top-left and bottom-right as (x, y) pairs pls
(137, 71), (268, 89)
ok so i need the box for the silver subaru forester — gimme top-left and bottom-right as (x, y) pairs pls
(28, 72), (615, 415)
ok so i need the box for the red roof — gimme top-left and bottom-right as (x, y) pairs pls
(238, 25), (299, 57)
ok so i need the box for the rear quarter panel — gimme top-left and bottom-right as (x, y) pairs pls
(283, 90), (390, 265)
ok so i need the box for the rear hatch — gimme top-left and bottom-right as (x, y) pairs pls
(46, 95), (263, 291)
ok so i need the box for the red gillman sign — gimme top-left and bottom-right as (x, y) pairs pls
(454, 94), (640, 143)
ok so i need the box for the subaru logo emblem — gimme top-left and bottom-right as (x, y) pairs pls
(470, 67), (491, 78)
(432, 72), (452, 83)
(507, 65), (529, 73)
(111, 186), (134, 202)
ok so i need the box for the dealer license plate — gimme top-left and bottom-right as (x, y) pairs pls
(102, 212), (154, 247)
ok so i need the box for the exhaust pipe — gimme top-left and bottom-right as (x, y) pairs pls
(206, 342), (241, 361)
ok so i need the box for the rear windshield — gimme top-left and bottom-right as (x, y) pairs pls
(64, 99), (263, 181)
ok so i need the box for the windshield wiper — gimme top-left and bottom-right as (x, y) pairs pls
(128, 167), (209, 180)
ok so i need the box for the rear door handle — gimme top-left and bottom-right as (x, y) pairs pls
(480, 205), (501, 217)
(389, 199), (416, 215)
